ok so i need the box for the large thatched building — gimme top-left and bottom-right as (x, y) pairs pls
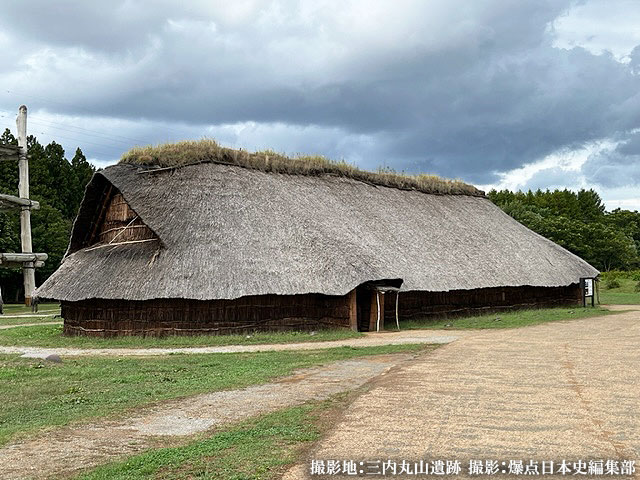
(36, 141), (598, 336)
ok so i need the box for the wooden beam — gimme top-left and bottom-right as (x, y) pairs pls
(0, 260), (45, 268)
(0, 194), (39, 210)
(0, 155), (20, 162)
(0, 144), (20, 156)
(0, 253), (48, 263)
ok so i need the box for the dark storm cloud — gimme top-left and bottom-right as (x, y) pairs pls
(0, 1), (639, 184)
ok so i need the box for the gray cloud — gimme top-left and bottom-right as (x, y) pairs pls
(521, 167), (582, 191)
(583, 131), (640, 188)
(0, 0), (639, 186)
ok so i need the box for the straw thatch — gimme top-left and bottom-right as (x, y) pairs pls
(120, 139), (484, 196)
(36, 160), (598, 303)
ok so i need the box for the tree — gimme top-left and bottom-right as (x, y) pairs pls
(490, 188), (638, 271)
(0, 130), (96, 301)
(577, 189), (606, 223)
(71, 148), (94, 208)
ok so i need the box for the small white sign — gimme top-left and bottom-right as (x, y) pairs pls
(585, 278), (593, 297)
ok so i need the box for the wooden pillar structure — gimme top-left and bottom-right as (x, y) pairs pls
(369, 290), (385, 332)
(17, 106), (35, 305)
(0, 105), (47, 306)
(348, 288), (358, 331)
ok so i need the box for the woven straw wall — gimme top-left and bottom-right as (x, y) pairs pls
(61, 293), (351, 337)
(96, 193), (156, 244)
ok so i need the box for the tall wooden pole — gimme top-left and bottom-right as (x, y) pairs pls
(16, 105), (35, 306)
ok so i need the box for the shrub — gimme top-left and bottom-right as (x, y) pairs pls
(605, 278), (621, 289)
(635, 281), (640, 293)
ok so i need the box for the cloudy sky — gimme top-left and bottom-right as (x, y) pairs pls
(1, 0), (639, 209)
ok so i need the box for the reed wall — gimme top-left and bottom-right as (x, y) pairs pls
(96, 193), (156, 245)
(385, 284), (582, 322)
(61, 284), (583, 337)
(62, 294), (351, 337)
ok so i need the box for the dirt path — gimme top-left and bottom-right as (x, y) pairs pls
(284, 307), (640, 479)
(0, 313), (58, 318)
(0, 322), (62, 330)
(0, 353), (417, 480)
(0, 330), (461, 357)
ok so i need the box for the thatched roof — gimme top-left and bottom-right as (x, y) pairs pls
(119, 139), (484, 197)
(36, 161), (598, 302)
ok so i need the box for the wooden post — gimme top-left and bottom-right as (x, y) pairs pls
(17, 105), (35, 306)
(369, 292), (377, 332)
(369, 290), (385, 332)
(395, 291), (400, 330)
(348, 289), (358, 331)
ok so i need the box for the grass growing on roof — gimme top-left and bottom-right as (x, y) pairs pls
(0, 344), (425, 446)
(399, 306), (617, 330)
(0, 324), (361, 348)
(120, 139), (483, 196)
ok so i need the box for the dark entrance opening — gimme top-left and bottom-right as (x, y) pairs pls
(356, 286), (372, 332)
(354, 279), (403, 332)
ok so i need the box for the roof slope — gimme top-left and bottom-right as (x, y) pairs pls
(36, 162), (598, 302)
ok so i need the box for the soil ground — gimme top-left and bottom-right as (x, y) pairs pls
(283, 306), (640, 479)
(0, 330), (460, 356)
(2, 307), (637, 479)
(0, 353), (417, 479)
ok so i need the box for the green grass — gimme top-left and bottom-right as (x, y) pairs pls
(0, 317), (61, 327)
(1, 302), (60, 315)
(0, 324), (361, 348)
(121, 138), (482, 196)
(77, 400), (341, 480)
(0, 303), (61, 326)
(0, 344), (423, 447)
(399, 306), (616, 330)
(599, 278), (640, 305)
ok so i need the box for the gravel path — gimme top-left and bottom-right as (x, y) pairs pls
(284, 307), (640, 479)
(0, 353), (416, 480)
(0, 330), (461, 357)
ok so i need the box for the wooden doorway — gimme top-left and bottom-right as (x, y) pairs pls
(356, 286), (372, 332)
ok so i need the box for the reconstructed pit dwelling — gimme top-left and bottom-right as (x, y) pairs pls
(35, 140), (599, 336)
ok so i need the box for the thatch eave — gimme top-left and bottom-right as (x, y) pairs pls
(35, 161), (598, 303)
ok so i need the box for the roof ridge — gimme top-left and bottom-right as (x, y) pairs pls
(119, 139), (485, 197)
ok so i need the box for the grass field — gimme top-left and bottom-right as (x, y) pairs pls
(76, 399), (343, 480)
(399, 306), (616, 330)
(0, 323), (362, 347)
(599, 278), (640, 305)
(0, 302), (61, 326)
(1, 302), (60, 315)
(0, 344), (423, 447)
(0, 305), (619, 348)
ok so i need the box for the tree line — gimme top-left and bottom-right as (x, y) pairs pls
(0, 126), (638, 301)
(488, 188), (640, 271)
(0, 128), (95, 301)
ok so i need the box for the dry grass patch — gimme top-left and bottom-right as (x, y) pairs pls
(120, 139), (483, 196)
